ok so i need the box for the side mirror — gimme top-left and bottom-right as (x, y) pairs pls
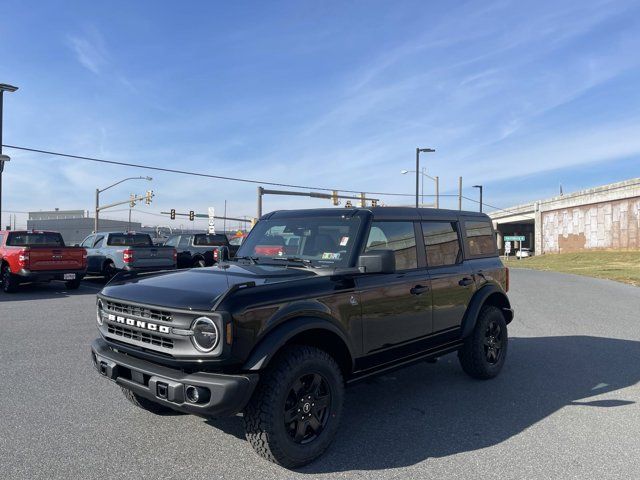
(74, 243), (80, 247)
(357, 249), (395, 274)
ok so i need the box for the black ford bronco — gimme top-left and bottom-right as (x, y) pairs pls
(91, 207), (512, 468)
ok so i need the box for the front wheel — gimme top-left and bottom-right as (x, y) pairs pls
(244, 345), (344, 468)
(1, 264), (19, 293)
(458, 305), (508, 379)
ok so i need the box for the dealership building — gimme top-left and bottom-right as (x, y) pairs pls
(489, 178), (640, 255)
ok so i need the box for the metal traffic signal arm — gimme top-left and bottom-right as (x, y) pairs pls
(256, 187), (380, 218)
(96, 191), (153, 217)
(161, 210), (252, 223)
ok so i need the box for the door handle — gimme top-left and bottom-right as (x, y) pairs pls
(410, 285), (430, 295)
(459, 277), (474, 287)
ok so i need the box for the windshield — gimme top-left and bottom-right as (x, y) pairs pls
(237, 216), (361, 267)
(7, 232), (65, 247)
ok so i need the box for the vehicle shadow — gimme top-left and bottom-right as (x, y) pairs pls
(207, 335), (639, 472)
(0, 279), (103, 302)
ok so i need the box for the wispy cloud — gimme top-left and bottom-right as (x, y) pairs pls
(66, 27), (109, 75)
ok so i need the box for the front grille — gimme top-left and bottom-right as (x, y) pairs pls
(104, 300), (173, 322)
(107, 324), (174, 349)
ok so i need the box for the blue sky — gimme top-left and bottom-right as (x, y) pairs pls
(1, 0), (640, 229)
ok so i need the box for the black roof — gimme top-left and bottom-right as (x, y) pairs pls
(264, 207), (490, 222)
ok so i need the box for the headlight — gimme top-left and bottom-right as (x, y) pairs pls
(96, 299), (104, 326)
(191, 317), (219, 352)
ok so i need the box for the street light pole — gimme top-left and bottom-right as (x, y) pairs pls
(415, 147), (435, 208)
(0, 83), (19, 229)
(473, 185), (483, 212)
(95, 176), (152, 232)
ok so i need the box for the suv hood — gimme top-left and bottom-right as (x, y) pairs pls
(100, 263), (317, 310)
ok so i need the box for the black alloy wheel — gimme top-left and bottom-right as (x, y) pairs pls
(483, 320), (504, 364)
(284, 373), (332, 445)
(458, 305), (508, 379)
(1, 264), (18, 293)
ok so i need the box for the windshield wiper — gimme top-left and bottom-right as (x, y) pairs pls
(268, 257), (315, 268)
(235, 255), (259, 264)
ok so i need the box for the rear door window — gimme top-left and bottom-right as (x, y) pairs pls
(422, 222), (462, 267)
(178, 236), (191, 249)
(80, 235), (95, 248)
(464, 220), (497, 257)
(365, 221), (417, 270)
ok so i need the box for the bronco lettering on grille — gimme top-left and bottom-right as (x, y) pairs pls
(107, 314), (170, 334)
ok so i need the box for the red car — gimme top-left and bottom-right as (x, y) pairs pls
(0, 230), (87, 293)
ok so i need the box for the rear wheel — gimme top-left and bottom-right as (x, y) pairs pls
(65, 279), (82, 290)
(193, 257), (206, 268)
(121, 387), (175, 415)
(103, 261), (117, 280)
(1, 264), (19, 293)
(244, 345), (344, 468)
(458, 305), (508, 379)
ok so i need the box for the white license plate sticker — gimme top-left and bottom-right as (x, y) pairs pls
(63, 273), (76, 280)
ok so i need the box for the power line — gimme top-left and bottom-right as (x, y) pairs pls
(3, 144), (419, 197)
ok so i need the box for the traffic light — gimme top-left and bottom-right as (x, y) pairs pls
(129, 194), (136, 208)
(145, 190), (154, 205)
(345, 200), (352, 208)
(170, 209), (176, 220)
(332, 190), (339, 206)
(189, 210), (195, 221)
(371, 199), (378, 207)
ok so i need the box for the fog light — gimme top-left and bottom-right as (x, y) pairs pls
(185, 385), (210, 404)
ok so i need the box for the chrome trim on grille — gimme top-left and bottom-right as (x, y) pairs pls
(107, 324), (174, 349)
(104, 300), (173, 322)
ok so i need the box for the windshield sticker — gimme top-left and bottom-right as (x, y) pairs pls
(339, 236), (349, 246)
(322, 252), (341, 260)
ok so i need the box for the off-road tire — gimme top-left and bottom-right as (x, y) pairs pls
(65, 279), (82, 290)
(1, 264), (19, 293)
(458, 305), (508, 379)
(243, 345), (344, 468)
(121, 387), (175, 415)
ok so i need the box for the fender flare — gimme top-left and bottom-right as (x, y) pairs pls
(242, 317), (355, 372)
(460, 284), (513, 339)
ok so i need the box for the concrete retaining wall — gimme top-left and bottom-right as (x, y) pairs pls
(541, 196), (640, 253)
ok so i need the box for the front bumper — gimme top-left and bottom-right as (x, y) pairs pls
(17, 268), (86, 282)
(91, 338), (258, 417)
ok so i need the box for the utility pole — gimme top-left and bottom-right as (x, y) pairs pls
(435, 176), (440, 209)
(473, 185), (483, 212)
(415, 147), (436, 208)
(257, 186), (264, 218)
(223, 200), (227, 233)
(458, 176), (463, 210)
(0, 83), (19, 228)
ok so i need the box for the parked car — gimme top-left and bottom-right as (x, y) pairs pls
(90, 207), (512, 468)
(164, 233), (240, 268)
(516, 247), (532, 258)
(0, 230), (86, 292)
(80, 232), (176, 279)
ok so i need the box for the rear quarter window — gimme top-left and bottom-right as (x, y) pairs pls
(464, 220), (497, 257)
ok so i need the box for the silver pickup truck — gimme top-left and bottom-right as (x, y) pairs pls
(80, 232), (176, 279)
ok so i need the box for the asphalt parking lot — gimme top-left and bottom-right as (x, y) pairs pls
(0, 270), (638, 480)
